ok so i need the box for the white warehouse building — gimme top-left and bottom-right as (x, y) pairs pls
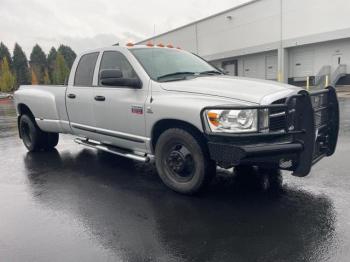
(138, 0), (350, 87)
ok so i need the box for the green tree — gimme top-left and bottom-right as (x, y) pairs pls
(31, 68), (38, 85)
(0, 57), (16, 92)
(43, 68), (51, 84)
(57, 44), (76, 69)
(47, 47), (57, 83)
(30, 44), (47, 84)
(53, 52), (69, 85)
(12, 43), (30, 88)
(0, 42), (13, 70)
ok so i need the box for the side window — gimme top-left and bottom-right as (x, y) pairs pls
(99, 51), (137, 85)
(74, 52), (99, 86)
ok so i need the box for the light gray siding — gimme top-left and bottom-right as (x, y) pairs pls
(138, 0), (350, 84)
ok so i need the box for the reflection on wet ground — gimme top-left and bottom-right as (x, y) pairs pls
(1, 98), (350, 262)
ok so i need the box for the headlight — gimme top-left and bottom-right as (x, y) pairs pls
(206, 109), (258, 133)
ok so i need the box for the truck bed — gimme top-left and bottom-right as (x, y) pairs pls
(15, 85), (71, 134)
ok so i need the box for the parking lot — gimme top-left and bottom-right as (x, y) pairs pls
(0, 97), (350, 262)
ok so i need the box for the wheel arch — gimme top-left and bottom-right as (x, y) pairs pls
(17, 103), (35, 118)
(17, 104), (36, 138)
(151, 119), (207, 153)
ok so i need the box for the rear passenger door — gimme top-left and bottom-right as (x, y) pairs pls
(92, 50), (149, 152)
(66, 52), (99, 138)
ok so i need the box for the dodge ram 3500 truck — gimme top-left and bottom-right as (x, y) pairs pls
(14, 45), (339, 194)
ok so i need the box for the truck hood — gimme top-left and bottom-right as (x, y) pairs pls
(160, 75), (301, 104)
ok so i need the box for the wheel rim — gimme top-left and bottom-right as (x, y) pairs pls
(21, 121), (33, 147)
(165, 143), (196, 182)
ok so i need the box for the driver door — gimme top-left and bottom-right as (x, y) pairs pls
(92, 50), (149, 152)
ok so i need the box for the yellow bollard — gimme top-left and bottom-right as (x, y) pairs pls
(306, 76), (310, 91)
(277, 71), (282, 82)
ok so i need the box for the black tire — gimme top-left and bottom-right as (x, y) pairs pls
(258, 167), (283, 193)
(42, 133), (59, 150)
(19, 114), (59, 152)
(155, 128), (216, 194)
(234, 165), (283, 194)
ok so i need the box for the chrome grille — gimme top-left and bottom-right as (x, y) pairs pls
(269, 98), (287, 132)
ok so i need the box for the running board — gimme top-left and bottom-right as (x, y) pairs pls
(74, 138), (153, 163)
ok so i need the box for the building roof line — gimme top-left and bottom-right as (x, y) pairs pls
(137, 0), (260, 44)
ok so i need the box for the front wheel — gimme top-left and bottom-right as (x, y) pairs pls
(19, 114), (59, 152)
(155, 128), (216, 194)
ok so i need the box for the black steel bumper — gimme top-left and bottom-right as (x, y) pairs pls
(203, 86), (339, 177)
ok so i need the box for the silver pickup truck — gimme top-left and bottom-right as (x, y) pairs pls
(14, 45), (339, 194)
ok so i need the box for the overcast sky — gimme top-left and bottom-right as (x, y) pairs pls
(0, 0), (249, 56)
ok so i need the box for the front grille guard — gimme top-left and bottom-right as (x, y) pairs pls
(288, 86), (339, 176)
(201, 86), (339, 177)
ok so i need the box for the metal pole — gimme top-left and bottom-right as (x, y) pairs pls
(278, 0), (283, 82)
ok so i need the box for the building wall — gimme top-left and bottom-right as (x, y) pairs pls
(139, 0), (350, 58)
(288, 38), (350, 78)
(283, 0), (350, 42)
(210, 37), (350, 83)
(138, 0), (350, 84)
(195, 0), (280, 57)
(217, 51), (278, 79)
(149, 24), (198, 54)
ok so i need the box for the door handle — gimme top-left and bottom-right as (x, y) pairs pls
(94, 96), (106, 101)
(67, 93), (76, 99)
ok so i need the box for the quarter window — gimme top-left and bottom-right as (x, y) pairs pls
(99, 51), (137, 85)
(74, 52), (99, 86)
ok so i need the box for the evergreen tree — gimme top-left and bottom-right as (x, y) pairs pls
(0, 42), (13, 70)
(57, 45), (76, 69)
(31, 68), (39, 85)
(12, 43), (30, 88)
(43, 68), (51, 84)
(53, 52), (69, 85)
(47, 47), (57, 83)
(0, 57), (16, 92)
(30, 44), (47, 84)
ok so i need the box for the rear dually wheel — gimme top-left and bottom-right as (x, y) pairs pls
(19, 114), (59, 152)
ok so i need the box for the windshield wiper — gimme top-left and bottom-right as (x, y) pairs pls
(157, 72), (196, 81)
(199, 70), (223, 75)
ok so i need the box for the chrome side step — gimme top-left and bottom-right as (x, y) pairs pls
(74, 138), (153, 163)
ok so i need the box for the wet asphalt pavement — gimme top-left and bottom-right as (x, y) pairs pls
(0, 98), (350, 262)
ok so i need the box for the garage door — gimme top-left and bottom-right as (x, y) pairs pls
(243, 57), (258, 78)
(265, 55), (278, 80)
(223, 61), (237, 76)
(292, 50), (314, 78)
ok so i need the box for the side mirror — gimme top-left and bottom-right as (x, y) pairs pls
(100, 69), (123, 79)
(100, 69), (142, 89)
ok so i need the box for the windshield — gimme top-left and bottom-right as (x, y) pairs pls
(130, 48), (220, 82)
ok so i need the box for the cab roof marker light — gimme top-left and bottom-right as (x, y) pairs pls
(126, 42), (134, 47)
(146, 42), (154, 47)
(157, 43), (165, 47)
(166, 44), (174, 48)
